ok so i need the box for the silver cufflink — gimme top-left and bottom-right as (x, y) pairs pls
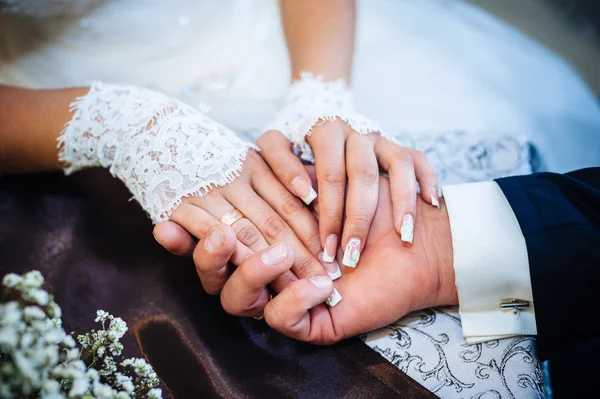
(500, 299), (530, 315)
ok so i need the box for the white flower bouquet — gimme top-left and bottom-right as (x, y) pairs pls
(0, 271), (162, 399)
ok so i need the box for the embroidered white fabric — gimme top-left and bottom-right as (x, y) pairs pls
(58, 82), (256, 223)
(266, 72), (388, 162)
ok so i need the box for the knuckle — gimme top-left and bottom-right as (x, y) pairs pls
(322, 168), (346, 186)
(235, 222), (263, 248)
(262, 216), (286, 241)
(347, 209), (373, 227)
(352, 163), (379, 185)
(291, 254), (317, 278)
(280, 192), (304, 217)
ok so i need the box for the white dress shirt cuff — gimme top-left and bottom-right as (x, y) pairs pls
(442, 181), (537, 344)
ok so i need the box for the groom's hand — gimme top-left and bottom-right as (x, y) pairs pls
(208, 175), (458, 343)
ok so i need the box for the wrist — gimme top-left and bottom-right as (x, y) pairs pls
(417, 197), (458, 308)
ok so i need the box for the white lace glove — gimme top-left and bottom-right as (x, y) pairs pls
(266, 72), (391, 163)
(58, 82), (256, 223)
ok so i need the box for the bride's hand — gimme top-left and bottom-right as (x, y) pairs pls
(258, 119), (438, 268)
(153, 150), (333, 299)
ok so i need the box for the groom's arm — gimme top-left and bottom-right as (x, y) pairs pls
(443, 167), (600, 361)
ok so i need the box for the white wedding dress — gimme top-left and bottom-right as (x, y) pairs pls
(2, 0), (600, 397)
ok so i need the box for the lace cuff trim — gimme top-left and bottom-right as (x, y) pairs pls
(58, 82), (256, 223)
(266, 72), (388, 162)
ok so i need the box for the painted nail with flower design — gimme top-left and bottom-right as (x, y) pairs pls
(342, 237), (361, 267)
(400, 214), (414, 243)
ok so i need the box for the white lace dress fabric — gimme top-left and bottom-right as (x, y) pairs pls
(2, 0), (600, 397)
(58, 82), (255, 223)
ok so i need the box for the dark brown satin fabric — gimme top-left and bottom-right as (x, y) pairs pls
(0, 171), (436, 399)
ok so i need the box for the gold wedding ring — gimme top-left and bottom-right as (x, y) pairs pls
(220, 209), (244, 226)
(252, 294), (273, 321)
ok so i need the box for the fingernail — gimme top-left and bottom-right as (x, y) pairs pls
(291, 176), (318, 205)
(342, 238), (361, 268)
(261, 243), (288, 266)
(430, 187), (440, 209)
(309, 275), (333, 289)
(204, 225), (224, 252)
(319, 253), (342, 280)
(323, 234), (337, 262)
(400, 214), (414, 243)
(325, 288), (343, 307)
(439, 186), (444, 198)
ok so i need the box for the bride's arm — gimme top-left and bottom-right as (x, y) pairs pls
(0, 85), (88, 173)
(280, 0), (355, 81)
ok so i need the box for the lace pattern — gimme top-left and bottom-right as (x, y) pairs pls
(266, 72), (388, 162)
(58, 82), (256, 223)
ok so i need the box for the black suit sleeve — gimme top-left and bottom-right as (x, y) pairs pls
(495, 167), (600, 361)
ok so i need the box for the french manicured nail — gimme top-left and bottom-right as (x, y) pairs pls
(291, 176), (317, 205)
(430, 187), (440, 209)
(319, 253), (342, 280)
(261, 243), (288, 266)
(400, 214), (414, 243)
(323, 234), (337, 262)
(325, 288), (343, 307)
(342, 238), (361, 268)
(204, 225), (224, 252)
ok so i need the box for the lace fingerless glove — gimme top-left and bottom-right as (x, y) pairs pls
(266, 72), (391, 162)
(58, 82), (256, 223)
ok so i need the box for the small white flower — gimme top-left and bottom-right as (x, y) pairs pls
(77, 334), (90, 348)
(52, 318), (62, 328)
(41, 392), (67, 399)
(24, 288), (49, 306)
(23, 306), (47, 320)
(93, 381), (115, 399)
(20, 331), (35, 348)
(65, 348), (80, 361)
(86, 368), (99, 382)
(0, 301), (22, 324)
(41, 378), (60, 393)
(147, 388), (163, 399)
(21, 270), (44, 288)
(2, 273), (22, 288)
(47, 302), (62, 319)
(108, 317), (127, 340)
(0, 326), (18, 348)
(96, 346), (105, 358)
(100, 356), (116, 376)
(68, 377), (90, 397)
(95, 310), (109, 323)
(116, 393), (131, 399)
(42, 346), (59, 366)
(44, 328), (66, 344)
(109, 342), (123, 356)
(62, 335), (76, 348)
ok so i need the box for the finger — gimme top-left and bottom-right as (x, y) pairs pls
(257, 130), (317, 205)
(340, 133), (379, 268)
(410, 149), (440, 208)
(191, 224), (239, 295)
(153, 221), (196, 256)
(188, 194), (271, 253)
(250, 157), (326, 269)
(170, 202), (252, 265)
(375, 142), (417, 243)
(220, 243), (294, 317)
(307, 123), (347, 260)
(264, 276), (335, 342)
(222, 185), (331, 282)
